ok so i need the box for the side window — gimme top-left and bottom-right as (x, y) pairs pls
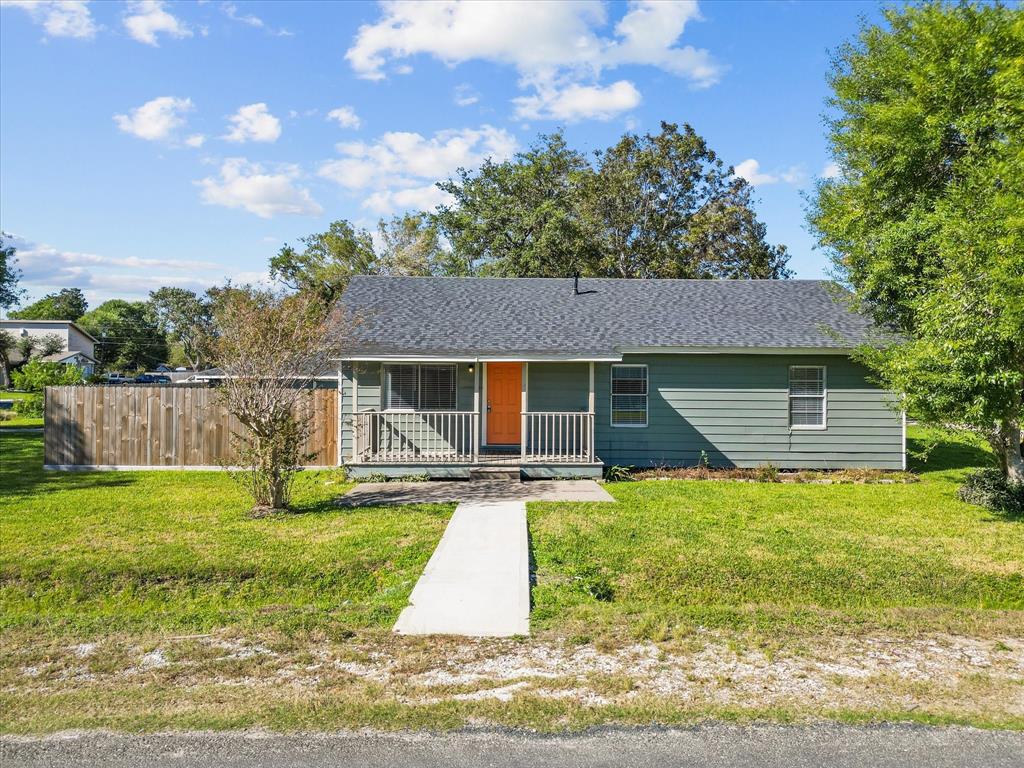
(789, 366), (826, 429)
(611, 364), (648, 427)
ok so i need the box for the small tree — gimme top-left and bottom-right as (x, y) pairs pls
(212, 287), (341, 514)
(148, 287), (214, 371)
(37, 333), (66, 358)
(10, 359), (84, 417)
(15, 335), (36, 362)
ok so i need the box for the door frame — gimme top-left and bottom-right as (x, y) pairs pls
(482, 361), (525, 446)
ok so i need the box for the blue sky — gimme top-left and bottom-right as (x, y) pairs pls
(0, 0), (882, 308)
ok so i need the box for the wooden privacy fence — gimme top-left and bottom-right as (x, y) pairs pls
(44, 385), (338, 469)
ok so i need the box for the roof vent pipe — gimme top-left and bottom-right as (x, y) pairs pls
(573, 271), (580, 295)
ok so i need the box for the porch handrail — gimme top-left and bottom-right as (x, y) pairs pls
(523, 411), (595, 464)
(353, 410), (475, 464)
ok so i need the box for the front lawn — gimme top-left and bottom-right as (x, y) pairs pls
(2, 427), (1022, 733)
(0, 432), (452, 637)
(0, 390), (42, 429)
(530, 427), (1024, 640)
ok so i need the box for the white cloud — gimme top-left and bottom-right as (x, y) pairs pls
(185, 133), (206, 148)
(113, 96), (193, 142)
(223, 103), (282, 143)
(1, 232), (220, 302)
(453, 83), (479, 107)
(363, 184), (453, 215)
(123, 0), (191, 46)
(2, 0), (97, 39)
(780, 166), (807, 185)
(346, 1), (718, 121)
(733, 158), (806, 187)
(513, 79), (640, 121)
(317, 125), (516, 214)
(196, 158), (323, 218)
(221, 1), (291, 36)
(326, 106), (361, 129)
(821, 161), (841, 179)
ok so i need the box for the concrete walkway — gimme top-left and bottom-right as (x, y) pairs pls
(339, 479), (614, 506)
(393, 501), (530, 637)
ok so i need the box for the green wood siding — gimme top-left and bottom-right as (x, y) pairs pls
(527, 362), (589, 412)
(340, 355), (904, 469)
(593, 354), (904, 469)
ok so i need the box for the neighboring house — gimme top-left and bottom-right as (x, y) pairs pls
(337, 276), (905, 478)
(0, 319), (99, 378)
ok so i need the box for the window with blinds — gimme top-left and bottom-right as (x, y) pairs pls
(384, 364), (457, 410)
(789, 366), (826, 428)
(611, 364), (648, 427)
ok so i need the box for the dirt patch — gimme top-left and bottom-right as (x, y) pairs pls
(6, 631), (1022, 723)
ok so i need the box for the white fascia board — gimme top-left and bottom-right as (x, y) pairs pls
(338, 354), (621, 362)
(614, 346), (853, 355)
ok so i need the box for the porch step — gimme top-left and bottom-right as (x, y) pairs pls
(468, 467), (522, 482)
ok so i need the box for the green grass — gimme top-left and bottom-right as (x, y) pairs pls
(529, 427), (1023, 639)
(0, 432), (452, 638)
(2, 426), (1023, 733)
(0, 390), (42, 429)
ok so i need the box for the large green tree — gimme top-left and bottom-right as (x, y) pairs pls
(589, 122), (791, 279)
(78, 300), (169, 372)
(435, 132), (599, 277)
(148, 287), (214, 371)
(270, 214), (456, 299)
(0, 235), (25, 312)
(809, 2), (1024, 482)
(9, 288), (88, 321)
(435, 125), (790, 279)
(269, 220), (376, 300)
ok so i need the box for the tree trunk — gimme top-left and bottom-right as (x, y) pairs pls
(994, 419), (1024, 485)
(1005, 424), (1024, 485)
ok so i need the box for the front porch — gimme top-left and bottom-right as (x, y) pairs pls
(343, 360), (604, 479)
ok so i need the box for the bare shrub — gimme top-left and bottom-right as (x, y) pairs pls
(213, 287), (341, 515)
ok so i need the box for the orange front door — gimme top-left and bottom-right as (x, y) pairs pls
(486, 362), (522, 445)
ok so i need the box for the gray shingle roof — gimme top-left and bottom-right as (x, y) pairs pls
(339, 276), (878, 358)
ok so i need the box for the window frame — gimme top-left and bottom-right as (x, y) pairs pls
(788, 364), (827, 431)
(382, 363), (458, 412)
(610, 363), (649, 428)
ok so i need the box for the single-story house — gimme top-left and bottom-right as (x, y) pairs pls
(0, 319), (99, 378)
(336, 276), (905, 479)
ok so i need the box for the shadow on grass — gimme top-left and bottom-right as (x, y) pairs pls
(906, 429), (994, 474)
(0, 431), (137, 498)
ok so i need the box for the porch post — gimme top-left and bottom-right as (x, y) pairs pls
(337, 365), (344, 466)
(472, 362), (480, 463)
(588, 362), (595, 463)
(521, 362), (528, 462)
(351, 364), (360, 464)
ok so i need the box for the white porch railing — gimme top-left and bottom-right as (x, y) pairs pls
(353, 411), (477, 464)
(352, 410), (596, 464)
(523, 411), (595, 463)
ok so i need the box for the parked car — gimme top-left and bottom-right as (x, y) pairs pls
(103, 373), (134, 385)
(134, 374), (172, 384)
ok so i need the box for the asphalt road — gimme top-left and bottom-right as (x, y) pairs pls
(3, 725), (1023, 768)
